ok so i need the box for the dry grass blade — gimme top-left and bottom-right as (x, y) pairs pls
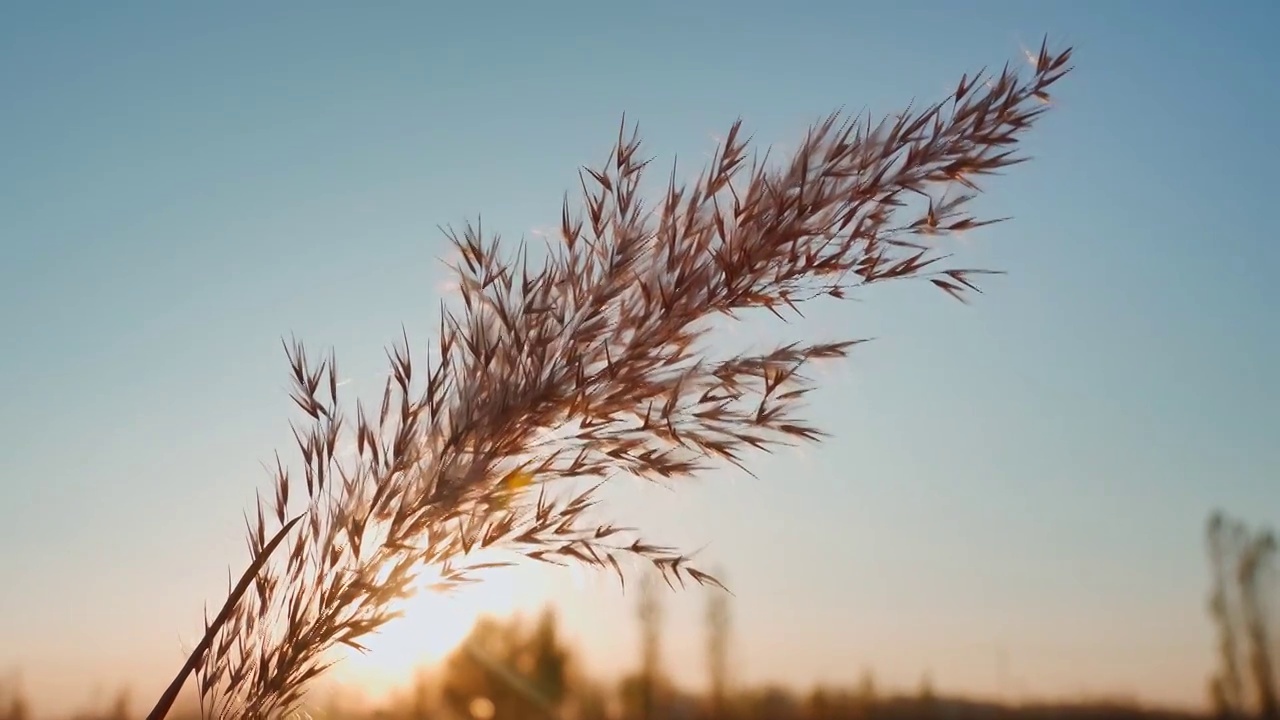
(159, 40), (1074, 720)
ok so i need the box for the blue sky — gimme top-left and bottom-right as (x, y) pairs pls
(2, 0), (1278, 715)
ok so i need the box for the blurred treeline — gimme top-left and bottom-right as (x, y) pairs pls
(2, 509), (1277, 720)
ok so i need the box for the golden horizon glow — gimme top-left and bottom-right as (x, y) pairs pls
(327, 558), (543, 702)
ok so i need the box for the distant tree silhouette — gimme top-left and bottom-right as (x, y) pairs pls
(566, 679), (611, 720)
(806, 687), (833, 720)
(856, 670), (877, 705)
(1210, 513), (1249, 718)
(1207, 511), (1279, 720)
(918, 672), (936, 706)
(526, 609), (571, 710)
(1240, 531), (1279, 720)
(440, 608), (572, 720)
(0, 671), (29, 720)
(854, 669), (878, 720)
(741, 685), (799, 720)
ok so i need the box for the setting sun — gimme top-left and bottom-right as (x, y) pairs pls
(328, 559), (552, 700)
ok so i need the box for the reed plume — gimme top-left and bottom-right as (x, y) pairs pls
(149, 40), (1073, 720)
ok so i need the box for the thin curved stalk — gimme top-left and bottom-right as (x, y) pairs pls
(146, 514), (305, 720)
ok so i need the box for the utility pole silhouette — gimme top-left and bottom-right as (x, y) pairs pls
(637, 571), (664, 720)
(705, 567), (731, 717)
(995, 646), (1010, 704)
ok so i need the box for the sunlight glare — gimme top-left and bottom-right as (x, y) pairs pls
(329, 559), (544, 701)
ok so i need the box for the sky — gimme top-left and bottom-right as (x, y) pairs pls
(2, 0), (1279, 716)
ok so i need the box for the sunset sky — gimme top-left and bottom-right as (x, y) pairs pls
(3, 1), (1279, 716)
